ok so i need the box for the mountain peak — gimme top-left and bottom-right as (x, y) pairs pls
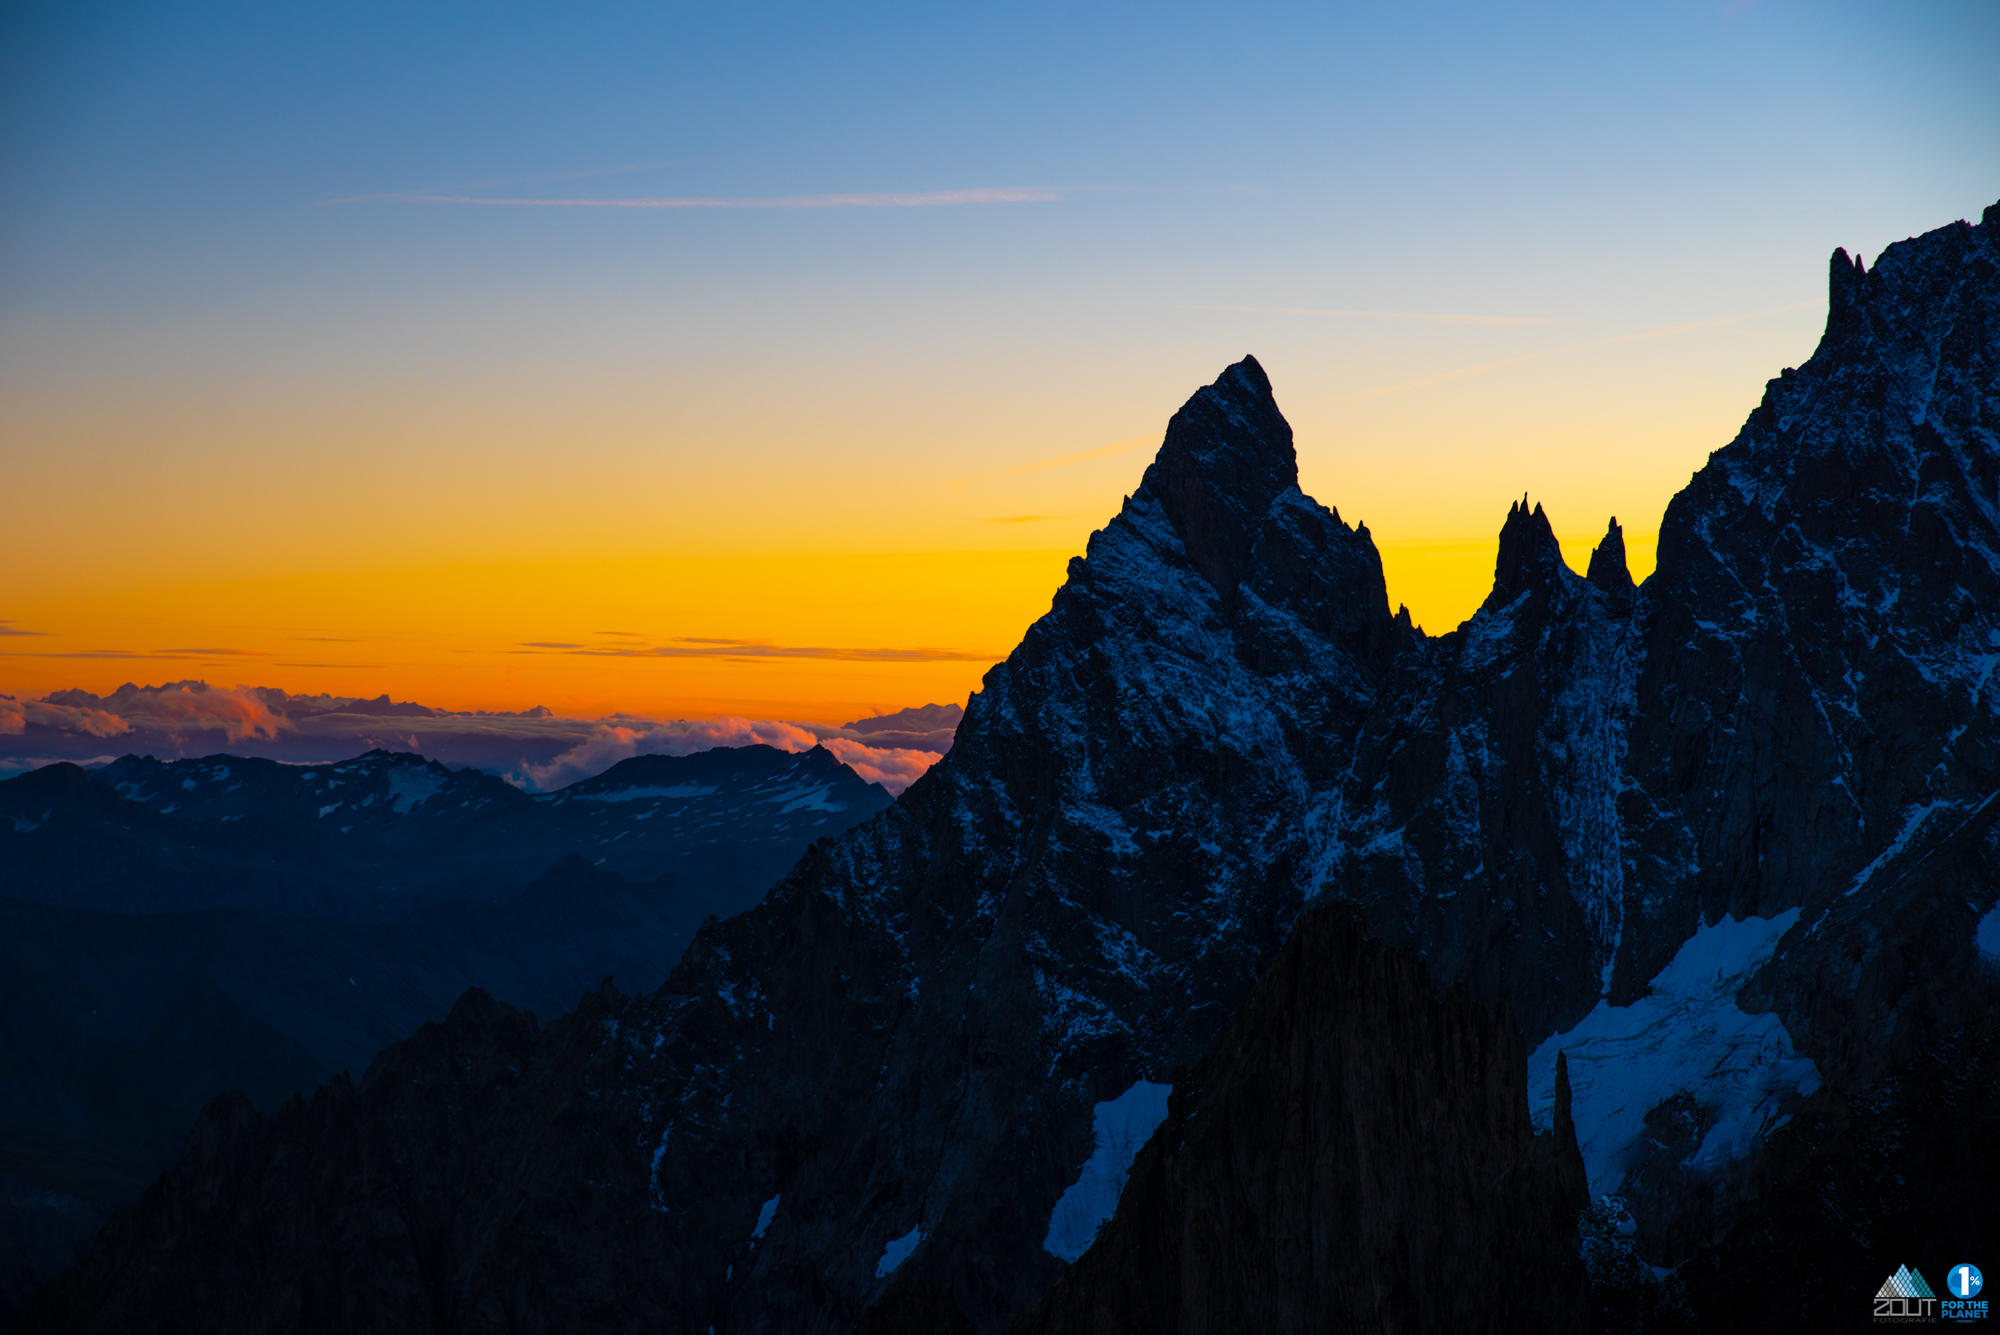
(1826, 245), (1869, 344)
(1483, 494), (1567, 613)
(1586, 516), (1634, 597)
(1136, 355), (1298, 598)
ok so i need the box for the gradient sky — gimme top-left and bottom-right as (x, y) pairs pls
(4, 0), (1997, 722)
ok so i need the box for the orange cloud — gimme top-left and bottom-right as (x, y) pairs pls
(111, 684), (290, 741)
(0, 695), (132, 738)
(817, 737), (945, 792)
(521, 639), (995, 664)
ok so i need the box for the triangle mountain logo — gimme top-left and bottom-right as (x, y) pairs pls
(1875, 1265), (1937, 1300)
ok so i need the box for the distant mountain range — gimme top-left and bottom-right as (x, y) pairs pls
(0, 691), (962, 792)
(0, 743), (895, 1326)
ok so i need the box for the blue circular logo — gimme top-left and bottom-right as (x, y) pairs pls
(1947, 1263), (1983, 1299)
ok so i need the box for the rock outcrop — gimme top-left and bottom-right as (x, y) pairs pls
(1015, 900), (1590, 1335)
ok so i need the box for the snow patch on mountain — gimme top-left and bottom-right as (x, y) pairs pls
(1528, 910), (1821, 1197)
(1043, 1080), (1172, 1262)
(385, 766), (446, 814)
(769, 783), (845, 814)
(1977, 904), (2000, 970)
(874, 1225), (922, 1279)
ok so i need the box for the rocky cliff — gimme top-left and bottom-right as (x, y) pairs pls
(1015, 899), (1590, 1335)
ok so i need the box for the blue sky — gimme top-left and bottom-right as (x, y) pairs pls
(9, 1), (1994, 321)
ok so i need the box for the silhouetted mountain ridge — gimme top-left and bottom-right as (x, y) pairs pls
(24, 201), (2000, 1333)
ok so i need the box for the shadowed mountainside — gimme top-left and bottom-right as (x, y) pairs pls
(1012, 900), (1590, 1335)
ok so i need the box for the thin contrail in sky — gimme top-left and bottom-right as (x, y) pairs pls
(326, 186), (1059, 208)
(947, 436), (1153, 488)
(1342, 301), (1819, 400)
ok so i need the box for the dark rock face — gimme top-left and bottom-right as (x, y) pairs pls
(1015, 901), (1589, 1335)
(23, 989), (636, 1335)
(1324, 202), (2000, 1266)
(24, 203), (2000, 1333)
(1673, 1007), (2000, 1332)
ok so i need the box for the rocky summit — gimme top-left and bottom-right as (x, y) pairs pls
(25, 201), (2000, 1334)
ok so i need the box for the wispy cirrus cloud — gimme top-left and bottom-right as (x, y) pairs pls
(511, 638), (994, 664)
(0, 622), (46, 637)
(327, 159), (687, 204)
(948, 434), (1153, 488)
(328, 186), (1059, 209)
(161, 648), (277, 657)
(21, 647), (276, 660)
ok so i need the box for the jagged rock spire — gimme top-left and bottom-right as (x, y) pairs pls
(1825, 245), (1869, 344)
(1586, 516), (1634, 598)
(1136, 355), (1299, 598)
(1482, 494), (1566, 614)
(1550, 1050), (1589, 1213)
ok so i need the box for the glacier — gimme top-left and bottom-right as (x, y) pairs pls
(1528, 910), (1822, 1196)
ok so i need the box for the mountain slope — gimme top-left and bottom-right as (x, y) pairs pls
(0, 746), (894, 1329)
(25, 201), (2000, 1333)
(0, 853), (739, 1214)
(1, 744), (889, 919)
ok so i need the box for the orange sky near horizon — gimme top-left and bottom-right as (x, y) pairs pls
(0, 524), (1657, 723)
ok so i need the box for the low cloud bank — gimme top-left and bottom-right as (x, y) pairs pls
(519, 717), (945, 796)
(817, 737), (944, 793)
(2, 683), (961, 796)
(38, 682), (289, 742)
(0, 696), (131, 738)
(521, 718), (821, 791)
